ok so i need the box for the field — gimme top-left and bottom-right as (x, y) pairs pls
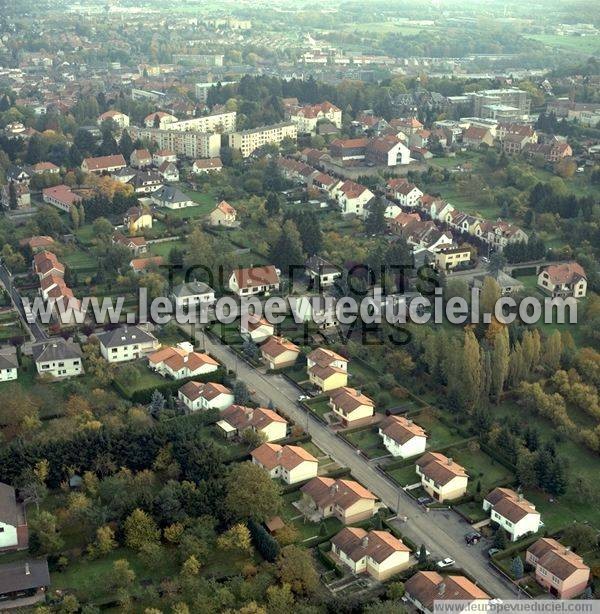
(386, 463), (419, 487)
(409, 409), (467, 450)
(342, 21), (428, 35)
(526, 33), (600, 55)
(344, 426), (389, 459)
(148, 239), (187, 257)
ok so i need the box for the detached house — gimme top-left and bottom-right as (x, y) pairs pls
(42, 185), (81, 212)
(260, 336), (301, 370)
(330, 528), (411, 581)
(240, 315), (275, 344)
(0, 559), (51, 609)
(483, 488), (541, 541)
(171, 281), (216, 310)
(332, 180), (374, 217)
(81, 154), (127, 174)
(415, 452), (468, 502)
(0, 482), (27, 551)
(98, 110), (129, 128)
(0, 347), (18, 382)
(229, 265), (280, 297)
(130, 149), (152, 169)
(96, 325), (159, 363)
(151, 185), (194, 209)
(526, 539), (590, 599)
(148, 343), (219, 379)
(209, 201), (236, 227)
(462, 126), (494, 148)
(157, 161), (179, 182)
(113, 233), (147, 256)
(178, 381), (234, 412)
(290, 101), (342, 134)
(299, 477), (377, 524)
(305, 255), (341, 288)
(537, 262), (587, 298)
(192, 158), (223, 174)
(328, 386), (374, 427)
(217, 405), (288, 442)
(434, 245), (472, 271)
(306, 347), (348, 392)
(144, 111), (178, 129)
(124, 206), (152, 233)
(387, 178), (423, 208)
(365, 135), (410, 167)
(129, 168), (163, 194)
(379, 415), (427, 459)
(32, 339), (83, 379)
(251, 443), (318, 484)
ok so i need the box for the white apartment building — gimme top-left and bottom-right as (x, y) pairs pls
(228, 122), (297, 157)
(129, 127), (221, 159)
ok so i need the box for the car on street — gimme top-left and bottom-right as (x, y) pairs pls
(465, 531), (482, 545)
(417, 496), (434, 506)
(437, 557), (455, 568)
(487, 548), (501, 558)
(297, 395), (309, 402)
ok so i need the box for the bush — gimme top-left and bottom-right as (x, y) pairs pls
(247, 518), (280, 562)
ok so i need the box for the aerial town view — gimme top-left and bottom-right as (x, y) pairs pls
(0, 0), (598, 611)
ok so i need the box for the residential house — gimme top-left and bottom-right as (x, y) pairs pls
(19, 236), (54, 253)
(305, 255), (341, 288)
(405, 571), (490, 614)
(260, 336), (301, 370)
(157, 161), (179, 182)
(209, 200), (237, 227)
(526, 539), (590, 599)
(228, 265), (281, 297)
(96, 325), (159, 363)
(462, 126), (494, 148)
(148, 343), (219, 380)
(329, 137), (369, 162)
(388, 211), (421, 235)
(42, 185), (81, 212)
(537, 262), (587, 298)
(6, 165), (31, 185)
(144, 111), (178, 129)
(251, 443), (318, 484)
(483, 488), (541, 541)
(31, 339), (83, 379)
(312, 172), (339, 196)
(290, 101), (342, 134)
(391, 117), (423, 136)
(306, 347), (348, 392)
(178, 381), (234, 412)
(415, 452), (468, 502)
(130, 256), (164, 273)
(379, 415), (427, 459)
(525, 140), (572, 163)
(0, 559), (51, 609)
(33, 251), (64, 280)
(151, 185), (194, 209)
(387, 178), (423, 207)
(152, 149), (177, 166)
(30, 161), (60, 175)
(473, 270), (524, 296)
(124, 206), (152, 233)
(171, 281), (216, 310)
(330, 528), (411, 581)
(299, 477), (377, 524)
(98, 110), (130, 128)
(240, 314), (275, 344)
(130, 149), (152, 169)
(402, 220), (453, 252)
(81, 154), (127, 174)
(365, 135), (411, 166)
(434, 245), (472, 271)
(485, 220), (528, 252)
(192, 158), (223, 173)
(332, 180), (374, 217)
(112, 233), (147, 256)
(0, 482), (26, 550)
(328, 386), (374, 427)
(216, 405), (288, 442)
(0, 347), (18, 382)
(1, 183), (30, 208)
(129, 170), (163, 194)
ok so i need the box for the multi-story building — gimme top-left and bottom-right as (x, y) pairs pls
(96, 326), (159, 363)
(289, 101), (342, 134)
(166, 111), (236, 134)
(228, 122), (297, 157)
(470, 88), (531, 118)
(32, 340), (83, 379)
(129, 126), (221, 159)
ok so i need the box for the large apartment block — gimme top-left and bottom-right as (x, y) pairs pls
(167, 111), (236, 134)
(228, 122), (297, 157)
(129, 127), (221, 159)
(471, 88), (531, 118)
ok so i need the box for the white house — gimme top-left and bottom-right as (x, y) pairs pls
(31, 340), (83, 379)
(0, 347), (18, 382)
(178, 381), (234, 412)
(332, 180), (374, 218)
(228, 265), (280, 297)
(330, 527), (411, 581)
(171, 281), (215, 310)
(148, 343), (219, 380)
(251, 443), (318, 484)
(328, 387), (374, 427)
(379, 415), (427, 459)
(144, 111), (178, 129)
(483, 488), (541, 542)
(96, 326), (159, 363)
(0, 482), (21, 550)
(98, 110), (130, 128)
(217, 405), (288, 442)
(537, 262), (587, 299)
(151, 185), (195, 209)
(415, 452), (469, 502)
(305, 255), (341, 288)
(289, 101), (342, 134)
(240, 314), (275, 344)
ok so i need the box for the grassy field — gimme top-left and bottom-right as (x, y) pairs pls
(386, 463), (419, 487)
(342, 21), (428, 35)
(410, 409), (467, 450)
(111, 361), (168, 396)
(344, 426), (389, 459)
(148, 239), (186, 257)
(526, 33), (600, 55)
(62, 247), (97, 272)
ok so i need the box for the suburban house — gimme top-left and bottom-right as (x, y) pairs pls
(228, 265), (281, 297)
(31, 339), (83, 379)
(415, 452), (469, 502)
(216, 405), (288, 442)
(260, 336), (301, 370)
(130, 148), (152, 169)
(537, 262), (587, 298)
(379, 416), (427, 459)
(152, 149), (177, 165)
(144, 111), (178, 129)
(96, 325), (159, 363)
(251, 443), (318, 484)
(97, 110), (130, 128)
(112, 233), (147, 256)
(405, 571), (490, 614)
(148, 343), (219, 379)
(462, 126), (494, 148)
(157, 161), (179, 182)
(388, 211), (421, 234)
(0, 347), (18, 382)
(124, 206), (152, 233)
(171, 281), (216, 310)
(0, 482), (27, 551)
(365, 135), (411, 166)
(484, 220), (529, 252)
(328, 386), (374, 427)
(483, 488), (541, 541)
(306, 347), (348, 392)
(330, 527), (411, 581)
(240, 315), (275, 344)
(19, 236), (54, 253)
(33, 251), (64, 280)
(192, 158), (223, 174)
(81, 154), (127, 174)
(1, 182), (30, 208)
(209, 200), (237, 227)
(30, 161), (60, 175)
(434, 245), (472, 271)
(299, 477), (377, 524)
(129, 169), (163, 194)
(526, 538), (590, 599)
(0, 559), (51, 609)
(525, 140), (573, 163)
(178, 381), (234, 412)
(42, 185), (82, 212)
(473, 270), (524, 296)
(305, 255), (341, 288)
(151, 185), (195, 209)
(289, 101), (342, 134)
(387, 178), (423, 207)
(332, 180), (375, 217)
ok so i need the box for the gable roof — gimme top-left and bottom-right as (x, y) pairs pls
(300, 477), (376, 511)
(148, 346), (218, 373)
(405, 571), (489, 610)
(542, 262), (586, 285)
(329, 386), (374, 415)
(484, 487), (539, 524)
(31, 339), (82, 363)
(416, 452), (468, 485)
(381, 415), (427, 445)
(83, 154), (126, 171)
(232, 265), (280, 290)
(179, 381), (232, 402)
(251, 443), (317, 471)
(261, 336), (300, 359)
(153, 185), (191, 204)
(0, 482), (18, 526)
(332, 527), (409, 563)
(0, 559), (50, 593)
(96, 326), (157, 349)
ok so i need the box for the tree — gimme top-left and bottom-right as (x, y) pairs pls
(363, 600), (407, 614)
(124, 508), (160, 551)
(461, 330), (482, 413)
(29, 511), (64, 555)
(490, 326), (510, 402)
(119, 129), (135, 160)
(365, 198), (387, 235)
(266, 583), (295, 614)
(418, 544), (428, 564)
(276, 545), (319, 596)
(542, 331), (562, 372)
(181, 555), (201, 577)
(8, 181), (17, 210)
(149, 390), (166, 417)
(494, 528), (508, 550)
(487, 253), (507, 276)
(89, 525), (117, 558)
(233, 381), (250, 405)
(269, 219), (304, 274)
(248, 518), (280, 562)
(479, 276), (501, 318)
(110, 559), (136, 589)
(510, 556), (524, 579)
(562, 523), (598, 553)
(265, 192), (281, 216)
(225, 462), (281, 523)
(216, 523), (252, 553)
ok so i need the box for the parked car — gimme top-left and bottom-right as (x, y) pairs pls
(417, 496), (434, 506)
(297, 395), (309, 402)
(487, 548), (500, 558)
(437, 557), (455, 568)
(465, 531), (482, 545)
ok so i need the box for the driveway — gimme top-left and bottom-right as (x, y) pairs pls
(181, 323), (522, 599)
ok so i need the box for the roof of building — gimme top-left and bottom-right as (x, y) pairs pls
(485, 488), (539, 523)
(153, 185), (191, 204)
(0, 347), (18, 372)
(148, 346), (218, 372)
(179, 381), (232, 402)
(220, 405), (287, 431)
(300, 477), (376, 510)
(537, 547), (589, 581)
(542, 262), (586, 285)
(0, 482), (18, 527)
(42, 184), (82, 207)
(232, 265), (280, 290)
(83, 154), (126, 171)
(130, 256), (164, 271)
(0, 559), (50, 594)
(96, 326), (157, 349)
(251, 443), (317, 471)
(172, 281), (214, 298)
(31, 339), (82, 363)
(261, 335), (300, 359)
(406, 571), (489, 610)
(416, 452), (468, 485)
(329, 386), (374, 415)
(331, 527), (409, 563)
(213, 200), (236, 216)
(381, 415), (427, 445)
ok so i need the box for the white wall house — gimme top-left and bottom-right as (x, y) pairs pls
(178, 381), (234, 412)
(0, 483), (20, 550)
(32, 340), (83, 379)
(96, 326), (159, 363)
(251, 443), (318, 484)
(0, 348), (18, 382)
(379, 416), (427, 459)
(171, 281), (215, 310)
(483, 488), (541, 542)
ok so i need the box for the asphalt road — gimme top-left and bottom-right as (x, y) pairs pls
(182, 323), (522, 600)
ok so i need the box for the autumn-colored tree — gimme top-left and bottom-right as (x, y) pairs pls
(216, 523), (252, 553)
(124, 508), (160, 551)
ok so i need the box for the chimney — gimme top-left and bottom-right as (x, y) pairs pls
(25, 563), (30, 576)
(276, 448), (283, 460)
(447, 457), (453, 466)
(406, 418), (413, 425)
(517, 493), (524, 501)
(330, 483), (339, 495)
(438, 582), (446, 596)
(361, 536), (369, 549)
(183, 354), (188, 363)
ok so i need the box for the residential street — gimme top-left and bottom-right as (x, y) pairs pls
(182, 323), (522, 600)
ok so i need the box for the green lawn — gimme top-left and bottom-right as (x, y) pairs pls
(454, 500), (489, 523)
(526, 33), (600, 55)
(344, 427), (389, 459)
(280, 491), (343, 542)
(386, 463), (419, 487)
(62, 247), (97, 272)
(112, 361), (168, 396)
(410, 409), (467, 450)
(306, 398), (331, 420)
(148, 239), (186, 257)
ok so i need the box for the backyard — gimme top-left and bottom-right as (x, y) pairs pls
(344, 426), (389, 459)
(280, 491), (343, 542)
